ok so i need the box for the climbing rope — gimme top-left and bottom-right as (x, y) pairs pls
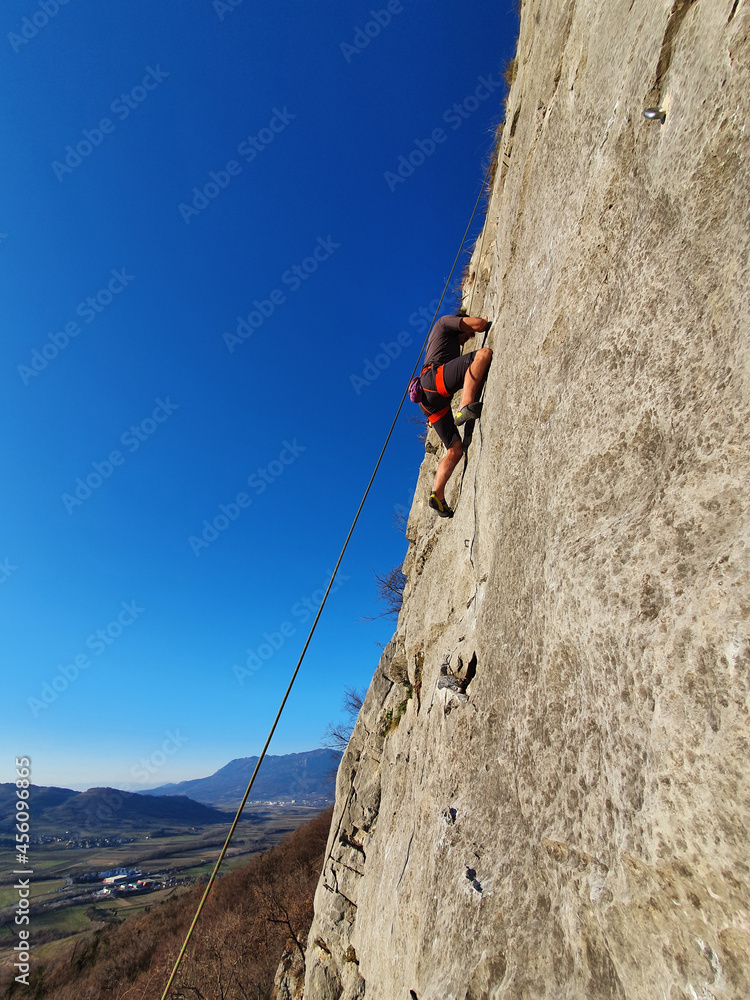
(159, 160), (494, 1000)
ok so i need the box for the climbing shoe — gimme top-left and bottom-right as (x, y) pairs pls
(454, 401), (482, 427)
(429, 493), (454, 518)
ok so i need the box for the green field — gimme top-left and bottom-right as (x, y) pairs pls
(0, 878), (66, 908)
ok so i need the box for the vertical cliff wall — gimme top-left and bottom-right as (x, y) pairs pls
(294, 1), (750, 997)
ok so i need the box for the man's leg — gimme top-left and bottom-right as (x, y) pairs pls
(433, 435), (463, 501)
(425, 354), (490, 514)
(459, 347), (493, 407)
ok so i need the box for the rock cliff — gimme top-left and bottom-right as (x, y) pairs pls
(287, 1), (750, 997)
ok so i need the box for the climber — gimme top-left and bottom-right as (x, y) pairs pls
(419, 311), (492, 517)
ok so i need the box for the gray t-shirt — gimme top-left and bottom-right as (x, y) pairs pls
(423, 315), (465, 367)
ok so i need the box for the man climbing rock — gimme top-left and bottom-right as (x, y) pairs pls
(419, 312), (492, 517)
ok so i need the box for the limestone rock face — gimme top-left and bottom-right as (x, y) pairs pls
(272, 947), (306, 1000)
(298, 0), (750, 997)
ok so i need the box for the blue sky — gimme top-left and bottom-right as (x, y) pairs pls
(2, 0), (519, 791)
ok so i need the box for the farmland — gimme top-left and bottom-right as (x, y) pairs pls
(0, 804), (322, 968)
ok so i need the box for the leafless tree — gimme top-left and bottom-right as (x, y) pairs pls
(360, 565), (406, 623)
(392, 505), (409, 534)
(322, 687), (364, 753)
(406, 413), (428, 443)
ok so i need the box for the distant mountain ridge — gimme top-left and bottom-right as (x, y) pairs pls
(49, 787), (232, 827)
(142, 749), (341, 807)
(0, 784), (231, 834)
(0, 751), (340, 835)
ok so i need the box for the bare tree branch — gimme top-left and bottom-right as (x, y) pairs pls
(322, 686), (365, 753)
(359, 565), (406, 622)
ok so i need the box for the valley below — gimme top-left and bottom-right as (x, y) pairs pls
(0, 803), (322, 971)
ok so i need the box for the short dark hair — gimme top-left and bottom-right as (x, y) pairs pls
(454, 308), (468, 317)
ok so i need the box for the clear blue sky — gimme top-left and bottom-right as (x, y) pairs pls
(2, 0), (518, 791)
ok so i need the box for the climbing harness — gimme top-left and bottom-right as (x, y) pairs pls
(159, 157), (495, 1000)
(418, 362), (451, 424)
